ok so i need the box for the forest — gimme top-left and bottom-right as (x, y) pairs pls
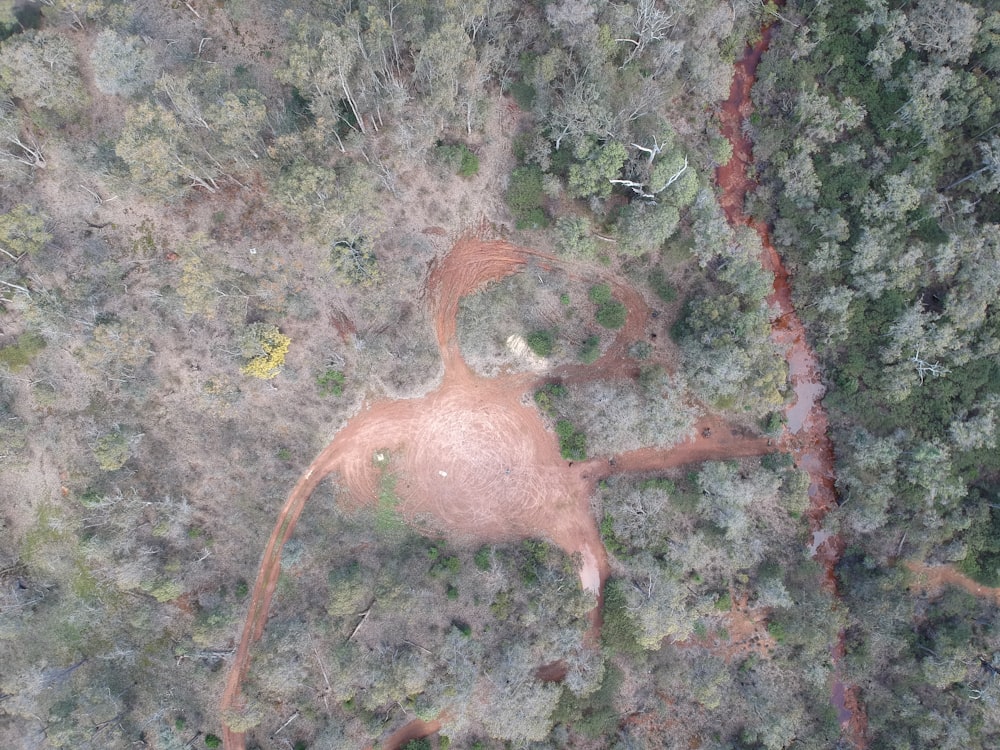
(0, 1), (998, 749)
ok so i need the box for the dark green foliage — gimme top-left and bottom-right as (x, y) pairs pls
(474, 546), (491, 571)
(958, 501), (1000, 586)
(533, 382), (567, 416)
(205, 735), (221, 749)
(588, 284), (612, 305)
(601, 580), (641, 654)
(648, 267), (677, 302)
(552, 665), (623, 738)
(316, 368), (345, 396)
(435, 142), (479, 177)
(0, 331), (46, 371)
(403, 740), (431, 750)
(761, 411), (784, 435)
(510, 81), (536, 109)
(506, 165), (547, 228)
(525, 329), (554, 356)
(601, 514), (627, 557)
(579, 335), (601, 363)
(555, 419), (586, 461)
(594, 300), (626, 329)
(429, 554), (461, 578)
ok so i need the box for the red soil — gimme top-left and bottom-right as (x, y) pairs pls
(220, 231), (780, 749)
(905, 561), (1000, 605)
(717, 19), (867, 749)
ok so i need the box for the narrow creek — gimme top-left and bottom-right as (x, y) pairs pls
(717, 20), (868, 747)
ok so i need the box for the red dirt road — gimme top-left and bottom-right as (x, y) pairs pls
(220, 235), (681, 749)
(220, 229), (782, 748)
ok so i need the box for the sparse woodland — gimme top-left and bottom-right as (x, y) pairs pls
(0, 1), (998, 749)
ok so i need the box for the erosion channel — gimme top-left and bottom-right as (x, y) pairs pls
(718, 20), (867, 748)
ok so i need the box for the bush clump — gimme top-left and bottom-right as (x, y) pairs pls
(595, 300), (627, 329)
(506, 165), (547, 229)
(525, 329), (554, 357)
(555, 419), (587, 461)
(588, 283), (627, 329)
(435, 142), (479, 177)
(579, 335), (601, 363)
(317, 368), (345, 396)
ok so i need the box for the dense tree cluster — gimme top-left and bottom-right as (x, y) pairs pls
(752, 0), (1000, 745)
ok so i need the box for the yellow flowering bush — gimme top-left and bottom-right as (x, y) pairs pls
(239, 323), (290, 380)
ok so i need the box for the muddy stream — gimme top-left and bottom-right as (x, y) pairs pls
(718, 21), (867, 747)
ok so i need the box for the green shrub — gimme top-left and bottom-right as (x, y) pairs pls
(762, 411), (785, 435)
(579, 335), (601, 363)
(588, 283), (612, 304)
(509, 80), (535, 109)
(92, 430), (131, 471)
(205, 735), (221, 749)
(525, 329), (554, 356)
(648, 267), (677, 302)
(316, 368), (345, 396)
(595, 300), (627, 329)
(533, 382), (567, 415)
(715, 591), (733, 610)
(474, 546), (491, 571)
(458, 148), (479, 178)
(0, 331), (46, 371)
(601, 580), (641, 654)
(435, 142), (479, 177)
(506, 165), (547, 228)
(555, 419), (587, 461)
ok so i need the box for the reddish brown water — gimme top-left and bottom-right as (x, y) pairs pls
(717, 21), (867, 747)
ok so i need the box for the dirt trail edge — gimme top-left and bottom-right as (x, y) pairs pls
(717, 16), (869, 748)
(222, 234), (722, 750)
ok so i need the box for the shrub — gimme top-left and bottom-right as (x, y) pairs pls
(435, 142), (479, 177)
(579, 335), (601, 364)
(205, 735), (221, 749)
(510, 80), (536, 109)
(762, 411), (785, 435)
(648, 267), (677, 302)
(0, 331), (45, 371)
(507, 165), (547, 228)
(317, 368), (345, 396)
(555, 419), (587, 461)
(239, 323), (291, 380)
(403, 740), (431, 750)
(533, 382), (566, 416)
(595, 300), (627, 329)
(93, 430), (131, 471)
(588, 283), (612, 305)
(474, 546), (492, 571)
(525, 329), (554, 357)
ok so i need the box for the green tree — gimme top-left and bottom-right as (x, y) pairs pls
(0, 30), (86, 117)
(0, 204), (49, 260)
(89, 30), (156, 97)
(567, 139), (627, 199)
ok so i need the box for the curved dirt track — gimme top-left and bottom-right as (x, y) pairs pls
(221, 233), (736, 749)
